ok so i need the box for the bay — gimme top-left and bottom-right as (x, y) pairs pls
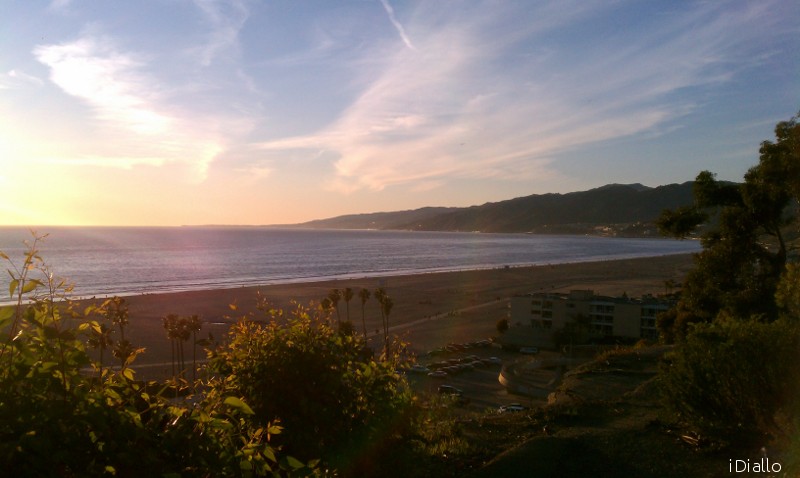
(0, 227), (700, 303)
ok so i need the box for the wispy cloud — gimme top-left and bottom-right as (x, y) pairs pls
(379, 0), (414, 50)
(256, 1), (787, 194)
(0, 69), (44, 89)
(35, 37), (171, 135)
(192, 0), (249, 66)
(47, 0), (72, 13)
(33, 35), (224, 180)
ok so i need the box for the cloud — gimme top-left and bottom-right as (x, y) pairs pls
(47, 0), (72, 12)
(192, 0), (250, 66)
(0, 69), (44, 89)
(255, 1), (787, 194)
(33, 35), (226, 181)
(34, 37), (172, 135)
(379, 0), (414, 50)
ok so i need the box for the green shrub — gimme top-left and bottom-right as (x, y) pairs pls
(0, 235), (313, 477)
(659, 317), (800, 445)
(207, 302), (414, 473)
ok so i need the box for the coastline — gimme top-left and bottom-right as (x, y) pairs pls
(102, 253), (694, 368)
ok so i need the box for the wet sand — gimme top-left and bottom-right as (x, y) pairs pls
(102, 253), (693, 372)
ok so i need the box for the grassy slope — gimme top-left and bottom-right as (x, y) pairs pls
(404, 346), (792, 478)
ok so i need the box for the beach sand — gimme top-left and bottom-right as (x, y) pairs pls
(101, 253), (694, 375)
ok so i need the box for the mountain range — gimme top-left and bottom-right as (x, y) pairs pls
(296, 182), (696, 236)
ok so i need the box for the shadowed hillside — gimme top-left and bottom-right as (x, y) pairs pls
(297, 183), (696, 235)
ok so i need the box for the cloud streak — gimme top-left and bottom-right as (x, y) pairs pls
(256, 1), (788, 194)
(192, 0), (250, 66)
(379, 0), (414, 50)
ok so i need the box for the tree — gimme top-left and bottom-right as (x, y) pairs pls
(496, 318), (509, 334)
(660, 318), (800, 445)
(657, 112), (800, 338)
(358, 288), (371, 338)
(342, 287), (354, 322)
(187, 314), (202, 382)
(0, 235), (307, 477)
(380, 295), (394, 356)
(207, 302), (412, 470)
(327, 288), (342, 326)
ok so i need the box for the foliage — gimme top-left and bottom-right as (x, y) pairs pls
(775, 262), (800, 319)
(163, 313), (203, 381)
(552, 313), (591, 348)
(659, 318), (800, 445)
(495, 318), (509, 334)
(657, 112), (800, 338)
(358, 288), (371, 338)
(206, 301), (414, 473)
(0, 234), (314, 477)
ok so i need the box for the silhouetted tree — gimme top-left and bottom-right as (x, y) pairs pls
(343, 287), (354, 323)
(358, 288), (371, 338)
(328, 288), (342, 326)
(657, 112), (800, 339)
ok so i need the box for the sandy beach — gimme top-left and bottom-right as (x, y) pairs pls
(101, 253), (694, 374)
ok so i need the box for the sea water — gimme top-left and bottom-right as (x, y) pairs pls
(0, 227), (700, 303)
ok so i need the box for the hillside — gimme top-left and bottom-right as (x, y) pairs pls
(297, 182), (695, 236)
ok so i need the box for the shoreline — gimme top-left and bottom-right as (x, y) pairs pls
(86, 253), (695, 369)
(61, 250), (696, 305)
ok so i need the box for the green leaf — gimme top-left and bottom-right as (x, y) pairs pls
(21, 280), (41, 294)
(0, 307), (14, 328)
(283, 456), (305, 470)
(0, 251), (8, 260)
(8, 279), (18, 298)
(122, 368), (135, 381)
(224, 396), (255, 415)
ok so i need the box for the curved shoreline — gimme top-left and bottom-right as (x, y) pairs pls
(91, 253), (695, 369)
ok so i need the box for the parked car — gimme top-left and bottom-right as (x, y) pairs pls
(498, 403), (527, 413)
(438, 385), (464, 396)
(484, 356), (503, 365)
(409, 364), (430, 374)
(519, 346), (539, 354)
(427, 370), (448, 378)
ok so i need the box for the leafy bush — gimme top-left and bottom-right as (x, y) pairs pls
(0, 235), (314, 477)
(207, 301), (414, 473)
(659, 317), (800, 445)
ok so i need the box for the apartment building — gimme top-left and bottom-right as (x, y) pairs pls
(509, 289), (671, 341)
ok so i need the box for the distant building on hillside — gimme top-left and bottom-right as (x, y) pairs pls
(506, 290), (672, 347)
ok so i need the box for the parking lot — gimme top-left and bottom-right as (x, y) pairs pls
(405, 341), (553, 412)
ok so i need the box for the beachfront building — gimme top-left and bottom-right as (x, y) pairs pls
(508, 289), (672, 343)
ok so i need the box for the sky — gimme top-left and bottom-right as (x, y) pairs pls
(0, 1), (798, 226)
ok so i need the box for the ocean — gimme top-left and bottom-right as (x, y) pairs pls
(0, 227), (700, 303)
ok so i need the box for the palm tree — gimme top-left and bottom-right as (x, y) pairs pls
(358, 288), (371, 338)
(176, 316), (191, 378)
(328, 288), (342, 326)
(320, 297), (333, 318)
(162, 314), (180, 380)
(375, 287), (387, 342)
(187, 315), (202, 382)
(380, 295), (394, 356)
(343, 287), (354, 323)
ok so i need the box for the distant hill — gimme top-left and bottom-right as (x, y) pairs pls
(297, 182), (697, 236)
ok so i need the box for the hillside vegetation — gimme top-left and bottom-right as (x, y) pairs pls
(298, 182), (695, 235)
